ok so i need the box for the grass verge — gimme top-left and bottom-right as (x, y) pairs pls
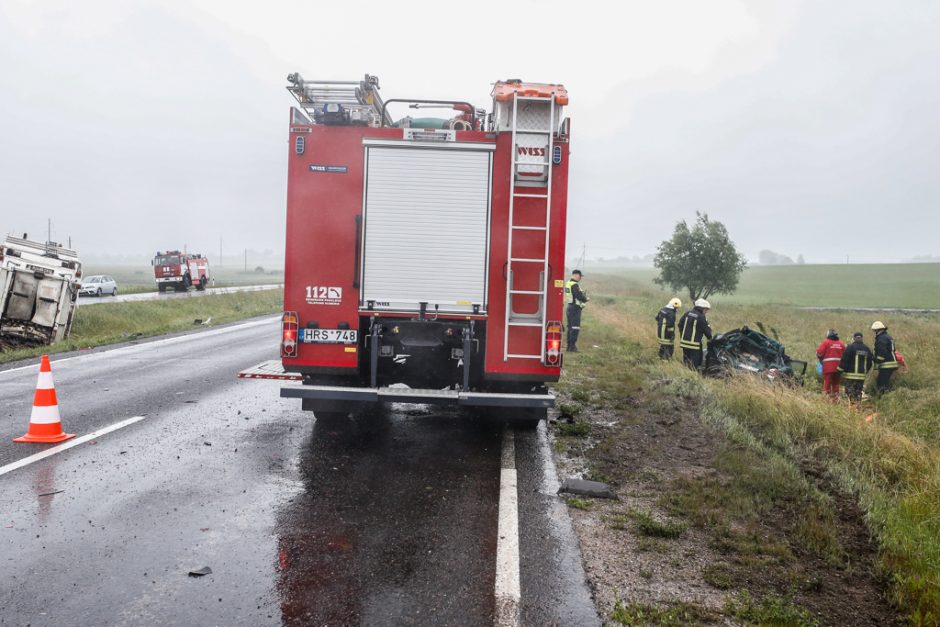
(0, 289), (282, 365)
(553, 272), (938, 623)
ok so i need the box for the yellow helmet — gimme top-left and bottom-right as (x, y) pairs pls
(669, 298), (682, 309)
(871, 320), (886, 331)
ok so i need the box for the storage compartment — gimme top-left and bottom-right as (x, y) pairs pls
(360, 144), (493, 314)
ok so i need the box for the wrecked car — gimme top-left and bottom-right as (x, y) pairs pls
(704, 326), (807, 383)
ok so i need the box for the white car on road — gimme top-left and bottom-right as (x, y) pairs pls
(79, 275), (118, 297)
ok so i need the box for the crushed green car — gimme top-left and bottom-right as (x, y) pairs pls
(705, 326), (807, 384)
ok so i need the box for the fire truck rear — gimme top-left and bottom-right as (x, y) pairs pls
(152, 251), (210, 292)
(0, 235), (82, 347)
(273, 73), (571, 423)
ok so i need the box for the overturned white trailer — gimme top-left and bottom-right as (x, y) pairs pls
(0, 235), (82, 347)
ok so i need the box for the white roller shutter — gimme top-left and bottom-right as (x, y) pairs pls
(361, 145), (492, 313)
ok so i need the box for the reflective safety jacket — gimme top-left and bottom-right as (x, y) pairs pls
(565, 279), (588, 308)
(655, 306), (677, 345)
(677, 307), (712, 351)
(838, 340), (873, 380)
(874, 331), (899, 370)
(815, 338), (846, 374)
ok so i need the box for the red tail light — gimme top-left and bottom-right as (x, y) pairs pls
(282, 311), (299, 357)
(545, 321), (562, 366)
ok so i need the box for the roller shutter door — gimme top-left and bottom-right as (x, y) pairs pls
(361, 146), (492, 313)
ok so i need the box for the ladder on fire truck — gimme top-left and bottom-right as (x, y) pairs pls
(503, 88), (559, 362)
(286, 73), (393, 127)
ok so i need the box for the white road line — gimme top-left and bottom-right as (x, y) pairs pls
(494, 427), (521, 627)
(535, 420), (561, 495)
(0, 415), (146, 478)
(0, 315), (280, 377)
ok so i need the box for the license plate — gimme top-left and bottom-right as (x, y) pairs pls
(300, 328), (358, 344)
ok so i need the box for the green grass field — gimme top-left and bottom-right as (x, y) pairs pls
(82, 265), (284, 295)
(589, 263), (940, 308)
(559, 269), (940, 622)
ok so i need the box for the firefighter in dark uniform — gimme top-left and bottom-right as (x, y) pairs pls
(564, 270), (589, 352)
(871, 321), (899, 394)
(655, 297), (682, 360)
(677, 299), (712, 370)
(838, 331), (873, 403)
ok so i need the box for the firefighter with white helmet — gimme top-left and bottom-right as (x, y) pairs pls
(655, 297), (683, 360)
(871, 320), (899, 394)
(678, 298), (713, 370)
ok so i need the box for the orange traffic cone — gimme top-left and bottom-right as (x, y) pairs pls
(13, 355), (75, 443)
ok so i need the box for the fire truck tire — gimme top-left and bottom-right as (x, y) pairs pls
(196, 278), (206, 291)
(158, 284), (167, 293)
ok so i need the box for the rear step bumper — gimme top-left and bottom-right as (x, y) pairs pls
(280, 385), (554, 408)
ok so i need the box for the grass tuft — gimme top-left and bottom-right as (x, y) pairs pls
(610, 599), (715, 626)
(724, 591), (819, 626)
(565, 497), (592, 510)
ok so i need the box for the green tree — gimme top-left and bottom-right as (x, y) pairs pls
(653, 212), (747, 302)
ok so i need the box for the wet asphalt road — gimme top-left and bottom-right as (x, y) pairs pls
(0, 317), (597, 626)
(77, 283), (282, 307)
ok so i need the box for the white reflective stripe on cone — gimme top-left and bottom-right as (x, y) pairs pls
(35, 372), (55, 389)
(29, 404), (62, 425)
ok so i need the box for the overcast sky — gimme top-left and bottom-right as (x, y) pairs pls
(1, 0), (937, 264)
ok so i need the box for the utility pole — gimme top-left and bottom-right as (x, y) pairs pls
(47, 218), (51, 244)
(579, 243), (586, 270)
(244, 248), (247, 272)
(219, 237), (223, 266)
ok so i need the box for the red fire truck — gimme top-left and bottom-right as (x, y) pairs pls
(152, 250), (210, 292)
(271, 74), (571, 423)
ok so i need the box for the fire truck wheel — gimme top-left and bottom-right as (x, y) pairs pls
(196, 278), (206, 291)
(158, 284), (166, 293)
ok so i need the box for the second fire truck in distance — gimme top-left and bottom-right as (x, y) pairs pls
(152, 250), (211, 293)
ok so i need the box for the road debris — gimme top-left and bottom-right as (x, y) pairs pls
(188, 566), (212, 577)
(558, 478), (617, 499)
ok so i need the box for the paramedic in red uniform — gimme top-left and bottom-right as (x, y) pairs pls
(816, 329), (846, 400)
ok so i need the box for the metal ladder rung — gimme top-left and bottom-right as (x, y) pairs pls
(513, 193), (548, 198)
(509, 289), (545, 295)
(516, 129), (554, 134)
(511, 225), (547, 231)
(516, 96), (554, 102)
(514, 160), (549, 166)
(507, 321), (543, 327)
(506, 354), (543, 359)
(509, 257), (546, 263)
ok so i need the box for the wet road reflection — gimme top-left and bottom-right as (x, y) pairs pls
(275, 407), (502, 626)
